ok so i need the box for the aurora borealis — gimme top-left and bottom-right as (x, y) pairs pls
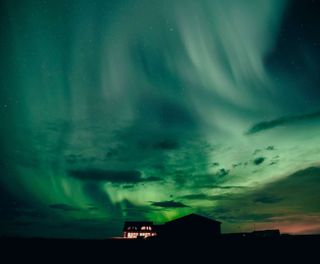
(1, 0), (320, 238)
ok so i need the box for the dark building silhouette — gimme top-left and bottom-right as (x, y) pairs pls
(158, 213), (221, 239)
(250, 229), (280, 238)
(123, 221), (157, 239)
(223, 229), (281, 238)
(122, 214), (221, 240)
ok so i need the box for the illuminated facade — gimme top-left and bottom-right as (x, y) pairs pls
(123, 221), (157, 239)
(122, 214), (222, 240)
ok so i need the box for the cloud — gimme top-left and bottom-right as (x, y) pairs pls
(141, 176), (162, 182)
(68, 169), (161, 183)
(216, 168), (229, 177)
(211, 166), (320, 228)
(192, 182), (247, 190)
(180, 193), (233, 201)
(0, 186), (46, 220)
(152, 139), (179, 150)
(120, 199), (158, 218)
(2, 0), (320, 238)
(266, 146), (275, 151)
(232, 162), (242, 168)
(150, 200), (188, 208)
(65, 154), (83, 164)
(49, 204), (81, 211)
(253, 149), (262, 155)
(253, 157), (265, 165)
(234, 213), (276, 222)
(181, 169), (231, 190)
(87, 206), (98, 211)
(0, 207), (45, 220)
(247, 110), (320, 134)
(210, 185), (246, 190)
(253, 195), (283, 204)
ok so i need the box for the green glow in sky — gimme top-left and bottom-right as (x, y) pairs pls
(1, 0), (320, 238)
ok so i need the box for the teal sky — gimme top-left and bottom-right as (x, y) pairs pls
(1, 0), (320, 238)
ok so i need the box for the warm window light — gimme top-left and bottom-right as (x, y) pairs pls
(124, 231), (157, 239)
(141, 226), (152, 231)
(124, 223), (157, 239)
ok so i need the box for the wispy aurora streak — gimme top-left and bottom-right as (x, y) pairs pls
(0, 0), (320, 238)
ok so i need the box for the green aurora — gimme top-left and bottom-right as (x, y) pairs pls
(0, 0), (320, 238)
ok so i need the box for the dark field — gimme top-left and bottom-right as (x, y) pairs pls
(1, 235), (319, 261)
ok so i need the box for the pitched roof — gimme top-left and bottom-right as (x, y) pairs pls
(165, 213), (221, 225)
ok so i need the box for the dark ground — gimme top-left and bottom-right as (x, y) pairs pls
(0, 235), (319, 262)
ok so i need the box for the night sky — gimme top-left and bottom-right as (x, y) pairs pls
(1, 0), (320, 238)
